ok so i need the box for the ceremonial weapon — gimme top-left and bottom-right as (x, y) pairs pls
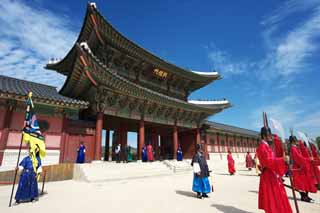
(287, 129), (299, 213)
(41, 169), (47, 195)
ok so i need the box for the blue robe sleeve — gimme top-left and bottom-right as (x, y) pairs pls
(19, 157), (27, 168)
(36, 156), (42, 169)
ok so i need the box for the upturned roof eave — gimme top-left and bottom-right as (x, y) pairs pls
(71, 43), (229, 115)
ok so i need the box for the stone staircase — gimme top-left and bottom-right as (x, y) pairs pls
(162, 160), (193, 173)
(74, 161), (175, 182)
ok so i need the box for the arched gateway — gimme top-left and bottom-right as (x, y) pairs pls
(45, 3), (230, 161)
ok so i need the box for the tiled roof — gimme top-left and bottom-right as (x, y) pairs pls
(205, 120), (259, 137)
(0, 75), (88, 108)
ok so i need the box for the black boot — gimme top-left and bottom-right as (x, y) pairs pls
(300, 192), (310, 202)
(196, 192), (202, 199)
(202, 193), (209, 198)
(305, 192), (314, 202)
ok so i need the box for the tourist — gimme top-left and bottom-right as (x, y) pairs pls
(191, 144), (211, 199)
(290, 136), (317, 202)
(256, 117), (292, 213)
(227, 150), (236, 175)
(177, 145), (183, 161)
(115, 144), (121, 163)
(127, 145), (133, 162)
(245, 151), (253, 170)
(76, 142), (86, 163)
(142, 144), (147, 162)
(147, 143), (154, 162)
(15, 146), (40, 204)
(122, 144), (128, 163)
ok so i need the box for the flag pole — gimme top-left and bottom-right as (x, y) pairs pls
(8, 133), (24, 207)
(8, 92), (32, 207)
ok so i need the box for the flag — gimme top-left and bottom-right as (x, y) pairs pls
(297, 131), (309, 148)
(270, 118), (285, 142)
(22, 92), (46, 172)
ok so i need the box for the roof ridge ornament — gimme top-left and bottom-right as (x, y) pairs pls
(80, 42), (92, 54)
(89, 2), (97, 9)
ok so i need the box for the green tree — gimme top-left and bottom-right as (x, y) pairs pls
(316, 137), (320, 149)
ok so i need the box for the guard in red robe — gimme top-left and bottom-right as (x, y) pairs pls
(290, 136), (317, 202)
(147, 144), (154, 161)
(257, 122), (292, 213)
(245, 152), (253, 170)
(310, 143), (320, 186)
(227, 150), (236, 175)
(299, 141), (320, 186)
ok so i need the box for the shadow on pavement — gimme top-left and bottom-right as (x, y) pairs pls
(211, 203), (253, 213)
(249, 190), (320, 205)
(214, 173), (232, 176)
(237, 174), (258, 177)
(175, 190), (196, 198)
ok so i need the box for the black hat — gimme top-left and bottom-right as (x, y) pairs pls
(196, 144), (202, 151)
(260, 126), (272, 138)
(261, 112), (272, 138)
(289, 135), (297, 143)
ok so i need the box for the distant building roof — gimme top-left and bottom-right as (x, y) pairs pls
(0, 75), (88, 108)
(205, 120), (259, 138)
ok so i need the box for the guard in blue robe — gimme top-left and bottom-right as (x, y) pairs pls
(76, 142), (86, 163)
(191, 144), (211, 199)
(15, 155), (39, 203)
(177, 146), (183, 161)
(142, 145), (148, 162)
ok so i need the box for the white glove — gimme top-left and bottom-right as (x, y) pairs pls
(37, 166), (42, 174)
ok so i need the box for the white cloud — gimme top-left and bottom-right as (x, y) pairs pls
(207, 0), (320, 82)
(250, 96), (320, 139)
(0, 0), (77, 88)
(261, 0), (319, 28)
(206, 44), (252, 76)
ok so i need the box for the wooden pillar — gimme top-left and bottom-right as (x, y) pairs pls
(217, 133), (220, 153)
(0, 105), (14, 165)
(138, 118), (144, 160)
(234, 135), (237, 153)
(122, 126), (127, 147)
(151, 129), (158, 160)
(173, 123), (178, 160)
(95, 112), (103, 160)
(226, 134), (229, 152)
(205, 133), (209, 160)
(104, 130), (110, 161)
(196, 127), (200, 144)
(59, 115), (68, 163)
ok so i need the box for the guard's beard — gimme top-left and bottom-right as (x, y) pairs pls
(267, 140), (273, 146)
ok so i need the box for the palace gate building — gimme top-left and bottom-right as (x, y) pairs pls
(0, 3), (259, 168)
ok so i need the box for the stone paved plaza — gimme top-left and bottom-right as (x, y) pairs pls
(0, 160), (319, 213)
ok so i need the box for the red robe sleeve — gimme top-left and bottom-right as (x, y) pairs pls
(291, 146), (307, 169)
(274, 134), (284, 158)
(310, 144), (319, 160)
(257, 144), (286, 176)
(299, 141), (310, 158)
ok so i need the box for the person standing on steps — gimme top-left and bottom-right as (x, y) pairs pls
(76, 142), (86, 164)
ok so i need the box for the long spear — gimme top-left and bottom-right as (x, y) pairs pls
(8, 92), (33, 207)
(287, 129), (299, 213)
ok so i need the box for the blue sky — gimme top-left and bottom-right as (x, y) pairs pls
(0, 0), (319, 141)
